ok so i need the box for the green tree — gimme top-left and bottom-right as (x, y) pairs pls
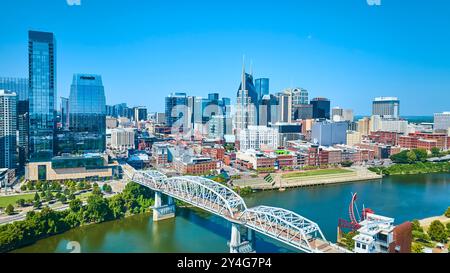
(431, 147), (441, 157)
(16, 199), (26, 207)
(102, 184), (113, 194)
(5, 204), (15, 215)
(59, 195), (67, 204)
(34, 192), (40, 202)
(413, 149), (428, 162)
(428, 220), (447, 242)
(411, 243), (424, 253)
(20, 184), (27, 191)
(407, 150), (417, 163)
(69, 199), (83, 213)
(445, 207), (450, 218)
(84, 195), (112, 223)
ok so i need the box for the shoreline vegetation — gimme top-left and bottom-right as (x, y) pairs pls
(369, 162), (450, 176)
(0, 182), (155, 253)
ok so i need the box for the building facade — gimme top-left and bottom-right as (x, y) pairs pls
(239, 126), (279, 151)
(372, 97), (400, 119)
(311, 97), (330, 120)
(0, 90), (17, 169)
(28, 30), (57, 161)
(311, 121), (347, 146)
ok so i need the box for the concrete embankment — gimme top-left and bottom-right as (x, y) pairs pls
(233, 167), (382, 191)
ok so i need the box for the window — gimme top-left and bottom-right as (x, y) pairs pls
(38, 165), (47, 180)
(362, 244), (367, 250)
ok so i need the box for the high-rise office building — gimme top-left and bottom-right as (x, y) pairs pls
(133, 106), (147, 122)
(58, 74), (106, 154)
(311, 97), (330, 120)
(255, 78), (269, 101)
(235, 62), (258, 135)
(372, 97), (400, 119)
(277, 92), (292, 123)
(259, 94), (278, 126)
(293, 104), (313, 120)
(434, 112), (450, 133)
(0, 77), (29, 169)
(60, 97), (69, 129)
(28, 30), (57, 161)
(291, 88), (309, 105)
(311, 121), (347, 146)
(0, 90), (17, 169)
(165, 92), (188, 128)
(0, 78), (28, 101)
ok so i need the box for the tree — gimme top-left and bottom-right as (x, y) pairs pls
(411, 219), (424, 232)
(92, 185), (103, 196)
(413, 149), (428, 162)
(34, 192), (40, 202)
(428, 220), (447, 242)
(20, 184), (27, 191)
(102, 184), (113, 194)
(407, 150), (417, 163)
(5, 204), (15, 215)
(59, 195), (67, 204)
(84, 194), (112, 222)
(16, 199), (26, 207)
(341, 161), (354, 167)
(411, 243), (424, 253)
(69, 199), (83, 213)
(431, 147), (441, 157)
(445, 207), (450, 218)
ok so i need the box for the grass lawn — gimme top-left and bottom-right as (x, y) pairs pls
(282, 168), (354, 179)
(0, 194), (35, 208)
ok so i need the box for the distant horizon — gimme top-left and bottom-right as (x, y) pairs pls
(1, 1), (449, 115)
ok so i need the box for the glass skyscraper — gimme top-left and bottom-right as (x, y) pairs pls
(28, 31), (56, 161)
(165, 92), (188, 127)
(311, 97), (331, 120)
(58, 74), (106, 154)
(255, 78), (269, 101)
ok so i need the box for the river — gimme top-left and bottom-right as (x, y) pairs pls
(13, 173), (450, 253)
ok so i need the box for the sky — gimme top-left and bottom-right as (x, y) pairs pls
(0, 0), (449, 115)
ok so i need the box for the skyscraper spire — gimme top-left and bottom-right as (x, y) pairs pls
(242, 55), (246, 92)
(250, 60), (253, 76)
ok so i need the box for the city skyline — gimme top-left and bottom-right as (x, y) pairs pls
(0, 1), (449, 115)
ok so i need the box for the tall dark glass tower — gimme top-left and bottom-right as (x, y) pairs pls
(255, 78), (269, 101)
(28, 31), (56, 161)
(61, 74), (106, 154)
(165, 92), (188, 127)
(311, 97), (331, 120)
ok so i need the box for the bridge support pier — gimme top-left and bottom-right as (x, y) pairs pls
(152, 191), (176, 222)
(229, 224), (256, 253)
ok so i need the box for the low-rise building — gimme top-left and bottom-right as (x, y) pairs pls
(173, 154), (219, 175)
(236, 150), (276, 170)
(25, 154), (118, 182)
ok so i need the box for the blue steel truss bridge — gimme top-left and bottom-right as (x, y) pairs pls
(122, 164), (349, 253)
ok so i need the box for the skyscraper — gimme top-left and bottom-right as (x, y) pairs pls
(165, 92), (188, 128)
(28, 30), (56, 161)
(59, 74), (106, 154)
(133, 106), (147, 122)
(235, 61), (258, 135)
(372, 97), (400, 119)
(0, 77), (29, 169)
(255, 78), (269, 101)
(311, 97), (331, 120)
(0, 78), (28, 101)
(0, 90), (17, 169)
(60, 97), (69, 129)
(291, 88), (308, 105)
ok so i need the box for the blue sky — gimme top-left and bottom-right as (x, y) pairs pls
(0, 0), (449, 115)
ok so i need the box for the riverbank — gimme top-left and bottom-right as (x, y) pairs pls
(0, 182), (154, 253)
(369, 162), (450, 176)
(233, 167), (382, 190)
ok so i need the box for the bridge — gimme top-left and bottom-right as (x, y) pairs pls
(122, 164), (349, 253)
